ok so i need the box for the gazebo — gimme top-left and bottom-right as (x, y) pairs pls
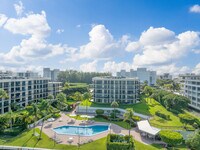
(137, 120), (161, 140)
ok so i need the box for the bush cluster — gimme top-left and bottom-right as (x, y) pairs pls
(95, 109), (104, 116)
(107, 134), (134, 150)
(52, 113), (61, 118)
(155, 111), (170, 120)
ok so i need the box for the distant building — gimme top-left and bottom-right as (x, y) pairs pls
(117, 68), (156, 86)
(157, 73), (172, 80)
(179, 73), (200, 111)
(16, 71), (39, 78)
(92, 76), (140, 104)
(43, 68), (60, 81)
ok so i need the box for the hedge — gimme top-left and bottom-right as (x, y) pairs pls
(155, 111), (170, 120)
(159, 130), (183, 146)
(96, 109), (104, 116)
(107, 134), (134, 150)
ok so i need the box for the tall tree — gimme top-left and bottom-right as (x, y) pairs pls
(26, 103), (40, 135)
(123, 109), (134, 142)
(111, 101), (119, 120)
(38, 100), (52, 140)
(83, 92), (91, 115)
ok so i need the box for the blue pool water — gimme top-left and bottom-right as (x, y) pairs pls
(53, 125), (109, 136)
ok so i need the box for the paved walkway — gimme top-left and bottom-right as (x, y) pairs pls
(0, 145), (50, 150)
(37, 112), (156, 146)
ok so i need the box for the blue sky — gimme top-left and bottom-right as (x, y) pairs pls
(0, 0), (200, 75)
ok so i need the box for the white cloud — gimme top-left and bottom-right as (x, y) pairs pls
(126, 27), (200, 66)
(0, 14), (7, 27)
(14, 1), (24, 16)
(76, 24), (81, 28)
(80, 60), (98, 72)
(103, 61), (132, 74)
(190, 4), (200, 13)
(193, 63), (200, 74)
(56, 29), (64, 34)
(78, 24), (122, 60)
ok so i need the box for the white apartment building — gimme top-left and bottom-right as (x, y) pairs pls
(92, 77), (139, 104)
(48, 82), (62, 98)
(117, 68), (156, 86)
(0, 71), (62, 114)
(43, 68), (60, 81)
(157, 73), (172, 80)
(179, 74), (200, 111)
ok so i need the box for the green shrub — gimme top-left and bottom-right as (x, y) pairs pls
(132, 115), (141, 122)
(2, 127), (24, 136)
(52, 113), (61, 118)
(107, 134), (134, 150)
(178, 114), (195, 127)
(159, 130), (183, 147)
(170, 109), (181, 115)
(95, 109), (104, 116)
(155, 111), (170, 120)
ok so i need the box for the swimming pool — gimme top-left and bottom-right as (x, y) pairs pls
(53, 125), (109, 136)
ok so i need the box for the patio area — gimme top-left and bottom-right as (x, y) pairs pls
(36, 112), (157, 146)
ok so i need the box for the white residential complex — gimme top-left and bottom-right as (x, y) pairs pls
(179, 74), (200, 111)
(43, 68), (60, 81)
(117, 68), (156, 86)
(92, 77), (139, 104)
(0, 71), (62, 114)
(157, 73), (172, 80)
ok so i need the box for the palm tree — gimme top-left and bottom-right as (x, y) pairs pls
(123, 109), (134, 142)
(111, 101), (119, 120)
(83, 92), (91, 115)
(21, 111), (32, 129)
(26, 103), (40, 135)
(39, 100), (52, 140)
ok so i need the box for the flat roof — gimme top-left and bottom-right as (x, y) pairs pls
(137, 120), (160, 136)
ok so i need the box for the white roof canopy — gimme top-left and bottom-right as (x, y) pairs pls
(137, 120), (160, 136)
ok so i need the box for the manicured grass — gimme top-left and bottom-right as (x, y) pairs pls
(0, 128), (188, 150)
(145, 98), (193, 130)
(80, 99), (151, 115)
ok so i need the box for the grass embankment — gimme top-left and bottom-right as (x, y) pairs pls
(0, 128), (166, 150)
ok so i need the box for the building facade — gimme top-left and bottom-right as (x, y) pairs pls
(92, 77), (139, 104)
(43, 68), (60, 81)
(179, 74), (200, 111)
(0, 76), (49, 114)
(117, 68), (156, 86)
(48, 82), (62, 98)
(157, 73), (172, 80)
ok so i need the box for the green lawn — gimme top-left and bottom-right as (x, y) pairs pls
(0, 128), (168, 150)
(145, 98), (194, 130)
(81, 99), (151, 115)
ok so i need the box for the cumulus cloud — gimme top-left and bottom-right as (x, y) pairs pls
(14, 1), (24, 16)
(0, 14), (8, 27)
(103, 61), (132, 74)
(190, 4), (200, 13)
(80, 60), (98, 72)
(78, 24), (123, 60)
(124, 27), (200, 66)
(56, 29), (64, 34)
(193, 63), (200, 74)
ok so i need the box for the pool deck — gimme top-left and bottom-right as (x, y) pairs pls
(36, 112), (154, 146)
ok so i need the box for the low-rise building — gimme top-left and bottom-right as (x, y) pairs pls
(92, 76), (139, 104)
(179, 74), (200, 111)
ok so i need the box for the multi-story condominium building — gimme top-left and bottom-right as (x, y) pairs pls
(43, 68), (60, 81)
(117, 68), (156, 86)
(179, 74), (200, 111)
(48, 82), (62, 98)
(157, 73), (172, 80)
(0, 76), (49, 114)
(92, 76), (139, 104)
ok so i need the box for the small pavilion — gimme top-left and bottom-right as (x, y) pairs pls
(137, 120), (161, 140)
